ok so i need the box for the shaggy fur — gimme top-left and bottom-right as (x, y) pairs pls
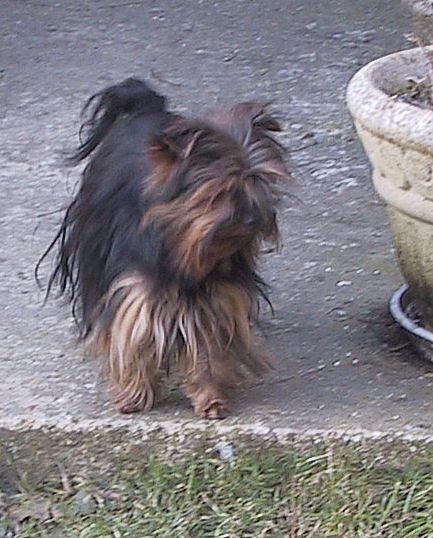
(41, 78), (288, 418)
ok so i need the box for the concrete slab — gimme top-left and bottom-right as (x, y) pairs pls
(1, 0), (433, 442)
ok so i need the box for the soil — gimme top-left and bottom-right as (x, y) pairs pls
(396, 77), (433, 109)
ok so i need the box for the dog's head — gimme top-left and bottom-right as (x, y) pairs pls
(145, 103), (289, 282)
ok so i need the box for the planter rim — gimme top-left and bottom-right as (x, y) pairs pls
(347, 46), (433, 155)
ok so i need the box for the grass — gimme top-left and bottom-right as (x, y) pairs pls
(1, 435), (433, 537)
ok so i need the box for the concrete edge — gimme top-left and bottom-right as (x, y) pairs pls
(2, 414), (433, 444)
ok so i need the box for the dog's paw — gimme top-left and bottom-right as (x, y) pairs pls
(194, 399), (228, 420)
(113, 387), (155, 414)
(117, 400), (147, 414)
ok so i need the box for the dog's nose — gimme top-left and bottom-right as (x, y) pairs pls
(244, 214), (260, 227)
(244, 212), (264, 228)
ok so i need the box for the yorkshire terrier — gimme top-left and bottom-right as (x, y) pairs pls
(41, 78), (288, 419)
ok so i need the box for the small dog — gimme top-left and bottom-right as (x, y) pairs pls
(42, 78), (288, 418)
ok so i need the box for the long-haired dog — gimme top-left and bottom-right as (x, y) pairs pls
(41, 78), (288, 419)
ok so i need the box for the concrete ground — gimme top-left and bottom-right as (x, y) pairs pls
(1, 0), (433, 443)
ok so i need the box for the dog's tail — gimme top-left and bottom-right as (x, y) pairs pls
(71, 78), (166, 163)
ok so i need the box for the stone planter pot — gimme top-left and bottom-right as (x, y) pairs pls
(404, 0), (433, 16)
(347, 46), (433, 326)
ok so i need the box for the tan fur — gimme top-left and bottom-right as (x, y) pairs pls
(86, 273), (270, 414)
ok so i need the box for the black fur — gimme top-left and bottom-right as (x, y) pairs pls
(41, 78), (271, 336)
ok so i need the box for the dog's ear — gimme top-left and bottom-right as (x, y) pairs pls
(149, 135), (181, 168)
(218, 103), (288, 181)
(232, 102), (282, 143)
(209, 102), (282, 147)
(148, 129), (206, 196)
(147, 135), (184, 196)
(150, 127), (204, 168)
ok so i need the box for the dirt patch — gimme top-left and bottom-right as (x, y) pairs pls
(395, 77), (433, 109)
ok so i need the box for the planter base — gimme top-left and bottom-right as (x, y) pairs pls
(390, 285), (433, 362)
(388, 207), (433, 327)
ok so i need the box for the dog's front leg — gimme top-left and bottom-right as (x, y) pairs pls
(183, 359), (230, 420)
(110, 359), (160, 414)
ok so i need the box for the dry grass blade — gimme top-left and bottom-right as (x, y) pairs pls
(407, 34), (433, 105)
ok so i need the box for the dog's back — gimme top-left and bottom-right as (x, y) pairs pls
(72, 77), (167, 163)
(47, 79), (172, 327)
